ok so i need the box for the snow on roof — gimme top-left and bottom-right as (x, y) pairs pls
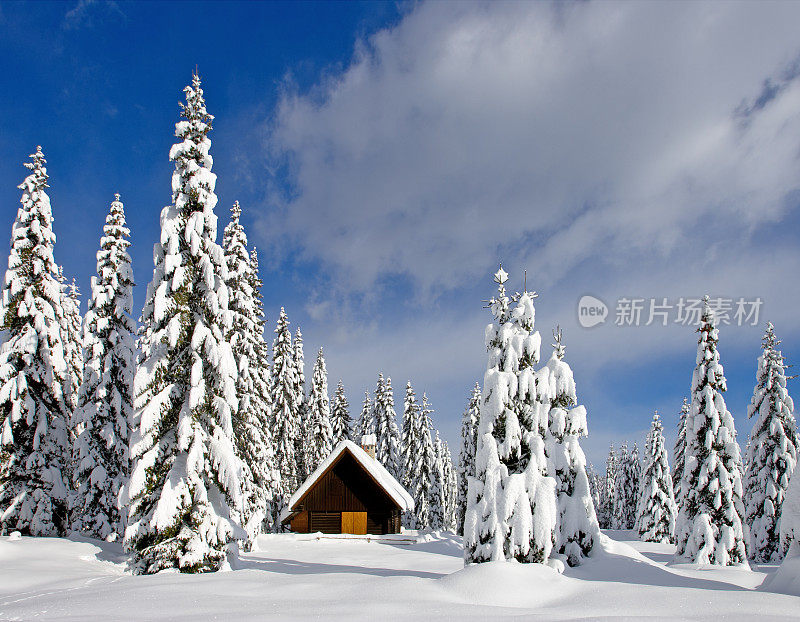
(280, 440), (414, 522)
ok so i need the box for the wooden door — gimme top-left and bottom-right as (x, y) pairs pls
(342, 511), (367, 534)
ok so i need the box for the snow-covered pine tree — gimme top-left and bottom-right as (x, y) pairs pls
(430, 429), (447, 531)
(611, 442), (630, 529)
(270, 308), (301, 500)
(400, 382), (435, 529)
(356, 391), (374, 440)
(222, 201), (279, 545)
(441, 438), (458, 532)
(61, 274), (84, 436)
(245, 246), (281, 531)
(673, 398), (689, 507)
(674, 296), (747, 565)
(125, 74), (244, 574)
(292, 327), (308, 480)
(72, 194), (135, 541)
(456, 383), (481, 535)
(635, 412), (677, 543)
(374, 374), (401, 479)
(0, 147), (71, 536)
(464, 267), (557, 565)
(544, 328), (600, 565)
(330, 380), (351, 446)
(586, 464), (603, 524)
(306, 348), (334, 473)
(598, 444), (617, 529)
(744, 323), (798, 562)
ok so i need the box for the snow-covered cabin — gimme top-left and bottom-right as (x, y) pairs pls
(280, 437), (414, 535)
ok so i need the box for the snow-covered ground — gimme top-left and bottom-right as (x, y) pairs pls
(0, 530), (797, 620)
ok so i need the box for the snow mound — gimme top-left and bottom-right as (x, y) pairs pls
(440, 560), (576, 608)
(761, 556), (800, 597)
(8, 531), (22, 541)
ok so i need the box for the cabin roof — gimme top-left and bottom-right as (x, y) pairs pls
(279, 440), (414, 523)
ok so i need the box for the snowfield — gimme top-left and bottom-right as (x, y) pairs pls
(0, 530), (797, 621)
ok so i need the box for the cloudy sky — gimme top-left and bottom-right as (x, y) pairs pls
(1, 1), (798, 465)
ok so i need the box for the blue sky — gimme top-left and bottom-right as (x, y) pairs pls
(1, 1), (799, 466)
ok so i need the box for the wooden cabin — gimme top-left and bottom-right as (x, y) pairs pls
(280, 437), (414, 535)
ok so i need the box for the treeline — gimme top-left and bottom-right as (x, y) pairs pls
(587, 313), (798, 565)
(0, 73), (456, 574)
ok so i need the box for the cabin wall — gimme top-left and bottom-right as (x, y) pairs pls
(286, 452), (406, 535)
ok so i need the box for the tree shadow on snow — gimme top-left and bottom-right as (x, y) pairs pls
(566, 549), (748, 592)
(237, 557), (446, 579)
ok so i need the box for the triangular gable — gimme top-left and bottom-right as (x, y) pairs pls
(280, 440), (414, 523)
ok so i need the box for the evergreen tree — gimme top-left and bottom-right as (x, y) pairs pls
(246, 246), (280, 530)
(400, 382), (436, 529)
(306, 348), (334, 472)
(744, 323), (798, 562)
(586, 464), (603, 524)
(441, 438), (458, 532)
(635, 412), (677, 543)
(356, 391), (374, 440)
(464, 267), (557, 565)
(293, 327), (308, 480)
(72, 194), (135, 541)
(61, 273), (83, 437)
(125, 75), (244, 574)
(544, 328), (600, 565)
(675, 296), (747, 565)
(0, 146), (71, 536)
(611, 442), (631, 529)
(330, 380), (351, 446)
(673, 398), (689, 507)
(430, 429), (447, 531)
(374, 374), (401, 479)
(598, 445), (617, 529)
(456, 383), (481, 535)
(222, 201), (279, 544)
(270, 308), (300, 500)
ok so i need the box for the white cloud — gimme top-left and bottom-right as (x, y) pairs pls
(265, 0), (800, 299)
(256, 0), (800, 454)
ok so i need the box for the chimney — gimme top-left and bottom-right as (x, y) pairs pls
(361, 434), (376, 459)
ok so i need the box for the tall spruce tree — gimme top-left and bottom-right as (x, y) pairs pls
(544, 328), (600, 565)
(306, 348), (334, 472)
(440, 438), (458, 532)
(675, 297), (747, 565)
(330, 380), (351, 446)
(744, 323), (798, 562)
(635, 412), (677, 543)
(374, 374), (401, 479)
(270, 308), (301, 500)
(611, 442), (633, 529)
(464, 267), (557, 565)
(356, 391), (374, 440)
(598, 445), (617, 529)
(400, 382), (436, 529)
(61, 275), (84, 437)
(72, 194), (135, 541)
(456, 383), (481, 535)
(0, 147), (71, 536)
(222, 201), (279, 544)
(673, 398), (689, 506)
(292, 327), (308, 480)
(125, 75), (244, 574)
(430, 429), (447, 531)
